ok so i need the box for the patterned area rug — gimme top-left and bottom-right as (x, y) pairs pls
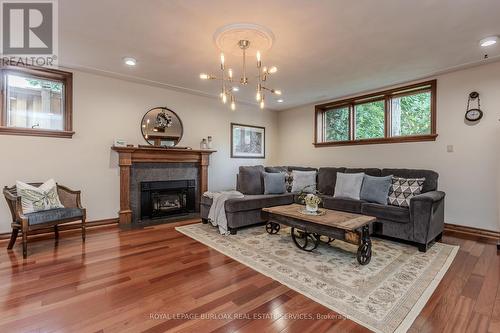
(176, 223), (458, 333)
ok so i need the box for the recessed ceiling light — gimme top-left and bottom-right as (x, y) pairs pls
(123, 57), (137, 66)
(232, 86), (239, 92)
(479, 36), (498, 47)
(277, 99), (284, 103)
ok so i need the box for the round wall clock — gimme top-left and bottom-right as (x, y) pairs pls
(465, 91), (483, 122)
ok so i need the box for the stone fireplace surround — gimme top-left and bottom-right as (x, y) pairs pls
(111, 146), (216, 227)
(131, 163), (198, 224)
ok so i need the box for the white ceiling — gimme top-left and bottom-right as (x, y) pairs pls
(59, 0), (500, 110)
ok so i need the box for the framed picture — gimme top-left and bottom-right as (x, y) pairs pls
(231, 123), (265, 158)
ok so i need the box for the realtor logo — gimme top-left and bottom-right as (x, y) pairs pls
(1, 0), (58, 65)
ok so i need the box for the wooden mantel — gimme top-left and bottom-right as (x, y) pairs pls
(111, 146), (216, 226)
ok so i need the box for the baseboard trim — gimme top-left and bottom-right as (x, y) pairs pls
(444, 223), (500, 240)
(0, 217), (119, 241)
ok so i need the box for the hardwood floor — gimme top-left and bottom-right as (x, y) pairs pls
(0, 220), (498, 333)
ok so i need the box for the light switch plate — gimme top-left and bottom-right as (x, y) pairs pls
(446, 145), (454, 153)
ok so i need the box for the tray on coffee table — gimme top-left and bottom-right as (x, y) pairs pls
(262, 204), (376, 265)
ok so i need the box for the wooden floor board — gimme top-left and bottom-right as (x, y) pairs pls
(0, 219), (498, 333)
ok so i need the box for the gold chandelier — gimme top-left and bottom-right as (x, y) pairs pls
(199, 39), (282, 111)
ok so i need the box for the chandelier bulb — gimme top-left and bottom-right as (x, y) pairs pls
(222, 93), (227, 104)
(260, 99), (265, 110)
(228, 68), (233, 79)
(256, 91), (261, 101)
(274, 89), (282, 95)
(269, 66), (278, 74)
(231, 101), (236, 111)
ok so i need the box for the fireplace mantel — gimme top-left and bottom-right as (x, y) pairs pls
(112, 146), (216, 226)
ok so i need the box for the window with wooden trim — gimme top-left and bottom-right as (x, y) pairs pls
(315, 80), (437, 147)
(0, 66), (73, 138)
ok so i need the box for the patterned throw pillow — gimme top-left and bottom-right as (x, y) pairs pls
(388, 177), (425, 207)
(284, 171), (294, 192)
(16, 179), (64, 214)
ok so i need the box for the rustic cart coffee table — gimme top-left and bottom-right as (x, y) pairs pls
(262, 204), (376, 265)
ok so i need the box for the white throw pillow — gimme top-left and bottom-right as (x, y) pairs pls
(16, 179), (64, 214)
(334, 172), (365, 200)
(291, 170), (317, 193)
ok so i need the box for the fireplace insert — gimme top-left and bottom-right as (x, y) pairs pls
(140, 179), (195, 220)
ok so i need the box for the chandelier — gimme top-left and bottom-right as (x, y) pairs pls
(199, 24), (282, 111)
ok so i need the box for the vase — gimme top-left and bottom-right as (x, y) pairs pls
(306, 203), (318, 213)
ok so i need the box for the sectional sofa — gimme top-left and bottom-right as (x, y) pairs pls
(201, 165), (445, 252)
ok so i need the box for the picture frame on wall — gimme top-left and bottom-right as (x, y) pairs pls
(230, 123), (265, 158)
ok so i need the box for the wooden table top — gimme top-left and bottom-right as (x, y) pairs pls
(262, 204), (376, 231)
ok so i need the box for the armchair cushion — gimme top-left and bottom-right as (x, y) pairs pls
(25, 208), (84, 226)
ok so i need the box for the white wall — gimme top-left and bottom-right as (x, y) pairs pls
(0, 70), (278, 232)
(276, 61), (500, 232)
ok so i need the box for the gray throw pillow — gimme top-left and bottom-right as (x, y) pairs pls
(238, 165), (264, 195)
(291, 170), (317, 193)
(262, 172), (286, 194)
(334, 172), (365, 200)
(360, 175), (393, 205)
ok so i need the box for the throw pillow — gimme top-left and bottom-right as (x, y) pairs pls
(238, 165), (265, 195)
(262, 172), (287, 194)
(360, 175), (393, 205)
(333, 172), (365, 200)
(388, 177), (425, 207)
(291, 170), (317, 193)
(16, 179), (64, 214)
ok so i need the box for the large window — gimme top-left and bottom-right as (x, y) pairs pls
(0, 66), (73, 138)
(315, 80), (436, 146)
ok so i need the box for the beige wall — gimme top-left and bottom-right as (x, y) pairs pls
(0, 70), (279, 233)
(276, 61), (500, 232)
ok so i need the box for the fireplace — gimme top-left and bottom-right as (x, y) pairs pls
(140, 179), (196, 220)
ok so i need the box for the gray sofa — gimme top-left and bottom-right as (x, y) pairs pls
(201, 165), (445, 252)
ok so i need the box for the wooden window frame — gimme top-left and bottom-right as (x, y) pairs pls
(314, 80), (437, 147)
(0, 65), (74, 138)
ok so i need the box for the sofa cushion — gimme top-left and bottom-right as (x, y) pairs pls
(388, 177), (425, 207)
(291, 170), (317, 193)
(345, 168), (382, 177)
(317, 167), (346, 195)
(263, 172), (286, 194)
(321, 195), (364, 213)
(361, 203), (410, 224)
(334, 172), (365, 200)
(360, 174), (393, 205)
(381, 168), (438, 193)
(264, 166), (288, 173)
(25, 208), (84, 226)
(224, 194), (294, 213)
(238, 165), (265, 195)
(288, 166), (318, 172)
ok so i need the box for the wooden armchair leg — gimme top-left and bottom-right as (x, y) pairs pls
(54, 225), (59, 239)
(7, 228), (19, 249)
(22, 230), (28, 259)
(82, 219), (86, 242)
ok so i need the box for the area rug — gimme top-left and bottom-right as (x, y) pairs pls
(175, 223), (458, 333)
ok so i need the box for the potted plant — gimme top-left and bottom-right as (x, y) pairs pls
(298, 185), (322, 213)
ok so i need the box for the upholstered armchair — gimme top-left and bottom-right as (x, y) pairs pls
(3, 183), (86, 258)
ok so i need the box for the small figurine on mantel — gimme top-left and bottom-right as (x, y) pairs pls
(200, 138), (208, 149)
(207, 136), (213, 149)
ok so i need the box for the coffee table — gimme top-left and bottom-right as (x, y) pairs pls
(262, 204), (376, 265)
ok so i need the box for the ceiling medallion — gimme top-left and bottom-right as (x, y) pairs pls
(200, 23), (282, 111)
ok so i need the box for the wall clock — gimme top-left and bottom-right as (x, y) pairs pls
(465, 91), (483, 122)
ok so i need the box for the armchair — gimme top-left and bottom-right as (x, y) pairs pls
(3, 183), (86, 258)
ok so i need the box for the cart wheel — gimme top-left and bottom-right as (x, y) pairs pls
(357, 242), (372, 265)
(265, 222), (280, 234)
(291, 228), (319, 251)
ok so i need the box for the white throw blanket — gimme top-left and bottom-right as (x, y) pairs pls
(203, 190), (244, 235)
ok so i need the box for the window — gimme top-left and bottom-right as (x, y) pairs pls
(315, 80), (436, 146)
(0, 66), (73, 138)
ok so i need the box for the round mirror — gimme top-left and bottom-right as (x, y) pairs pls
(141, 107), (183, 147)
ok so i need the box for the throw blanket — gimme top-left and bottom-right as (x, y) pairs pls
(203, 190), (244, 235)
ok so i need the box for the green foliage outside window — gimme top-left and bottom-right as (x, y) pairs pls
(355, 100), (385, 139)
(324, 107), (349, 141)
